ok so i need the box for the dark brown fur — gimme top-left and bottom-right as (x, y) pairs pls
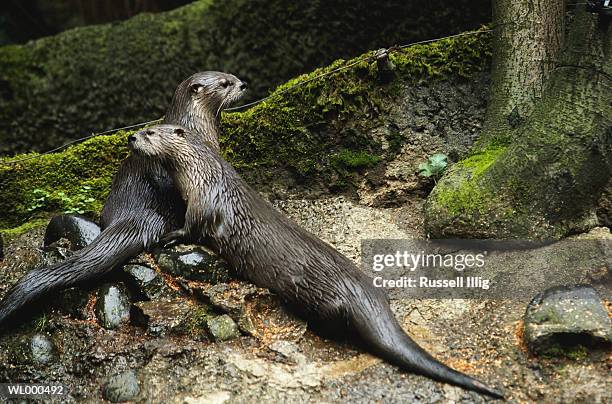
(130, 124), (503, 399)
(0, 73), (246, 327)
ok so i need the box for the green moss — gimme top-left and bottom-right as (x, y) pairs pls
(0, 131), (130, 229)
(390, 28), (492, 81)
(34, 313), (50, 333)
(0, 30), (491, 229)
(456, 145), (505, 176)
(220, 27), (491, 180)
(540, 344), (589, 360)
(0, 0), (490, 155)
(433, 145), (506, 215)
(332, 149), (381, 169)
(0, 218), (48, 241)
(186, 304), (215, 339)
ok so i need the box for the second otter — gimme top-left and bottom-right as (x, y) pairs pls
(129, 125), (503, 399)
(0, 72), (246, 326)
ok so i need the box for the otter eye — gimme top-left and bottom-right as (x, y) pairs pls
(190, 84), (203, 93)
(174, 128), (186, 137)
(219, 79), (231, 88)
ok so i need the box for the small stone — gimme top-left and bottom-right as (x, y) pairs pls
(95, 284), (131, 330)
(103, 370), (140, 403)
(269, 340), (307, 365)
(123, 264), (166, 300)
(195, 282), (306, 342)
(524, 284), (612, 354)
(41, 237), (74, 265)
(30, 334), (56, 364)
(133, 299), (195, 337)
(44, 214), (101, 250)
(239, 294), (307, 342)
(156, 244), (233, 283)
(195, 282), (259, 315)
(206, 314), (240, 341)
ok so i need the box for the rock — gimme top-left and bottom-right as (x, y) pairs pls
(195, 282), (259, 315)
(269, 340), (307, 365)
(239, 294), (308, 343)
(41, 237), (75, 266)
(524, 284), (612, 355)
(206, 314), (240, 341)
(30, 334), (57, 364)
(133, 299), (196, 337)
(94, 284), (131, 330)
(103, 370), (140, 403)
(44, 214), (101, 250)
(195, 282), (307, 342)
(184, 391), (231, 404)
(156, 244), (233, 283)
(123, 264), (167, 300)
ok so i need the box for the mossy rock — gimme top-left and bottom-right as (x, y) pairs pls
(0, 29), (492, 231)
(0, 0), (490, 155)
(424, 11), (611, 239)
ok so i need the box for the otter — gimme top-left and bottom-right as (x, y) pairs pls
(129, 124), (503, 399)
(0, 72), (246, 326)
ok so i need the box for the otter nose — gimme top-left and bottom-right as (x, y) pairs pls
(128, 135), (136, 143)
(239, 81), (248, 90)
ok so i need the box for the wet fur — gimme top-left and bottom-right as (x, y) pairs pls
(134, 125), (504, 399)
(0, 72), (246, 328)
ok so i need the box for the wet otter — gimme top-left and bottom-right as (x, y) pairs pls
(129, 124), (503, 399)
(0, 72), (246, 326)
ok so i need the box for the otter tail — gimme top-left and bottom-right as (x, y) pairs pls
(0, 214), (164, 329)
(350, 292), (504, 399)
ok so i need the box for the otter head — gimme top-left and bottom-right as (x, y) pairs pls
(165, 71), (247, 151)
(169, 71), (247, 119)
(127, 125), (193, 161)
(188, 71), (247, 110)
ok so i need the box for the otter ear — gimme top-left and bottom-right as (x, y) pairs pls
(190, 83), (203, 93)
(174, 128), (186, 137)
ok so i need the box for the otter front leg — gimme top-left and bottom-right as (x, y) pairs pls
(159, 200), (206, 247)
(159, 228), (189, 248)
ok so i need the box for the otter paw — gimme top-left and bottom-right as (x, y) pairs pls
(159, 229), (187, 248)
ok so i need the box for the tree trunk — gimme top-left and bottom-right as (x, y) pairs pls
(425, 6), (611, 239)
(484, 0), (564, 141)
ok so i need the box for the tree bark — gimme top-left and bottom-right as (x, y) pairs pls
(425, 6), (611, 239)
(484, 0), (564, 141)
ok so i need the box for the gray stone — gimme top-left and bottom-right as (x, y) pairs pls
(94, 284), (131, 330)
(133, 299), (196, 337)
(156, 244), (232, 283)
(103, 370), (140, 403)
(41, 237), (74, 265)
(124, 264), (167, 300)
(30, 334), (56, 364)
(195, 282), (307, 342)
(44, 214), (101, 250)
(195, 282), (259, 316)
(524, 284), (612, 354)
(206, 314), (240, 341)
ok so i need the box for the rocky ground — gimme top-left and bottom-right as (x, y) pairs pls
(0, 77), (610, 403)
